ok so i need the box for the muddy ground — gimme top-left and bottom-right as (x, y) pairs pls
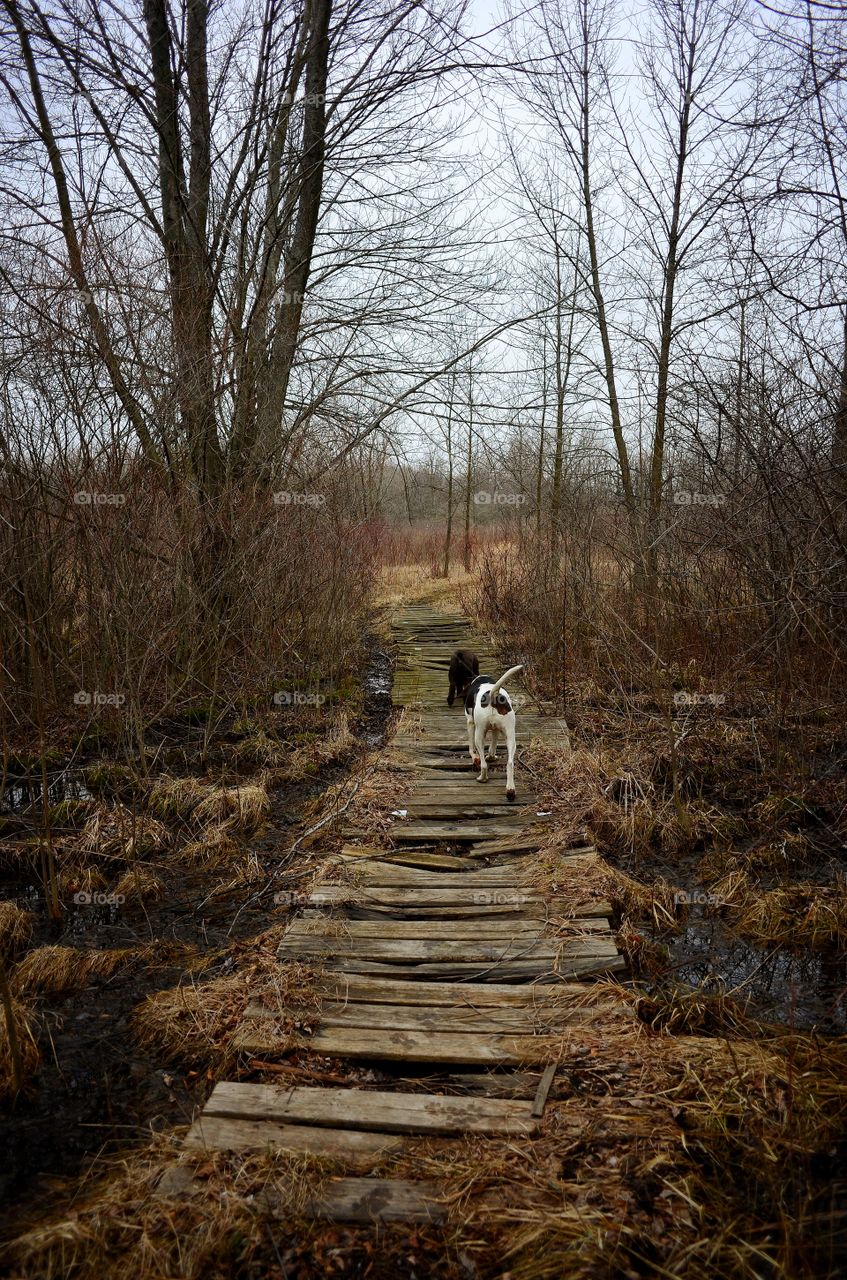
(0, 640), (394, 1224)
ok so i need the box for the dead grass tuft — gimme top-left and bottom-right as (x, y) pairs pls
(192, 782), (270, 831)
(269, 712), (357, 786)
(147, 775), (210, 819)
(0, 901), (34, 959)
(175, 821), (245, 867)
(113, 866), (166, 904)
(635, 979), (756, 1035)
(2, 1139), (341, 1280)
(130, 934), (297, 1070)
(0, 993), (40, 1100)
(11, 945), (137, 997)
(57, 866), (108, 898)
(76, 804), (169, 863)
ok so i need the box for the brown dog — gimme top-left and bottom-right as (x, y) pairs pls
(448, 648), (479, 706)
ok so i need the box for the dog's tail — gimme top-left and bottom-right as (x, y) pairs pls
(482, 664), (524, 705)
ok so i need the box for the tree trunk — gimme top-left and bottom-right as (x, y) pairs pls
(255, 0), (332, 464)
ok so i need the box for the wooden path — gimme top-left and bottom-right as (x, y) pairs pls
(163, 604), (632, 1224)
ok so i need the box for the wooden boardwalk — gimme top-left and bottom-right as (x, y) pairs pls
(165, 604), (632, 1223)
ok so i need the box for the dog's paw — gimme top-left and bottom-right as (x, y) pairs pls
(506, 788), (516, 803)
(477, 772), (488, 783)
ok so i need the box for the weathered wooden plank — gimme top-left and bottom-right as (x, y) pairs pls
(286, 918), (550, 941)
(338, 846), (477, 871)
(398, 785), (537, 798)
(300, 1027), (577, 1065)
(244, 1000), (624, 1035)
(307, 975), (593, 1006)
(398, 804), (531, 819)
(301, 887), (534, 907)
(299, 887), (613, 917)
(323, 952), (626, 981)
(183, 1116), (402, 1157)
(532, 1063), (558, 1117)
(334, 904), (547, 921)
(388, 822), (542, 844)
(203, 1082), (537, 1135)
(466, 833), (559, 857)
(285, 918), (611, 942)
(278, 936), (558, 961)
(335, 867), (528, 886)
(302, 1178), (446, 1223)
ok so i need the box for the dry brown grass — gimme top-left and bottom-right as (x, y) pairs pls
(265, 711), (357, 786)
(130, 929), (297, 1071)
(75, 804), (169, 863)
(175, 822), (245, 867)
(57, 866), (108, 898)
(0, 901), (34, 959)
(113, 866), (166, 904)
(707, 869), (847, 948)
(192, 782), (270, 832)
(0, 992), (40, 1101)
(11, 945), (137, 997)
(374, 560), (470, 611)
(147, 775), (210, 819)
(0, 1139), (347, 1280)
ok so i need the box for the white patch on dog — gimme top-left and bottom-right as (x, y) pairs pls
(464, 665), (524, 801)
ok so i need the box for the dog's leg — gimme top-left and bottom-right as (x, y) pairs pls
(467, 716), (479, 768)
(448, 682), (455, 707)
(475, 721), (489, 782)
(505, 721), (517, 801)
(487, 735), (498, 762)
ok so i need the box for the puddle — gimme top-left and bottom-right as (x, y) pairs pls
(2, 773), (93, 815)
(611, 847), (847, 1032)
(642, 905), (847, 1032)
(357, 632), (394, 747)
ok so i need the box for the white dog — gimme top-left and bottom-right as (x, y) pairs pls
(464, 665), (524, 801)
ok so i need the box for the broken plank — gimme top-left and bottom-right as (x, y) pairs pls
(183, 1115), (402, 1157)
(303, 1178), (445, 1224)
(466, 833), (558, 857)
(339, 846), (476, 871)
(322, 952), (626, 981)
(368, 822), (540, 844)
(532, 1063), (558, 1117)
